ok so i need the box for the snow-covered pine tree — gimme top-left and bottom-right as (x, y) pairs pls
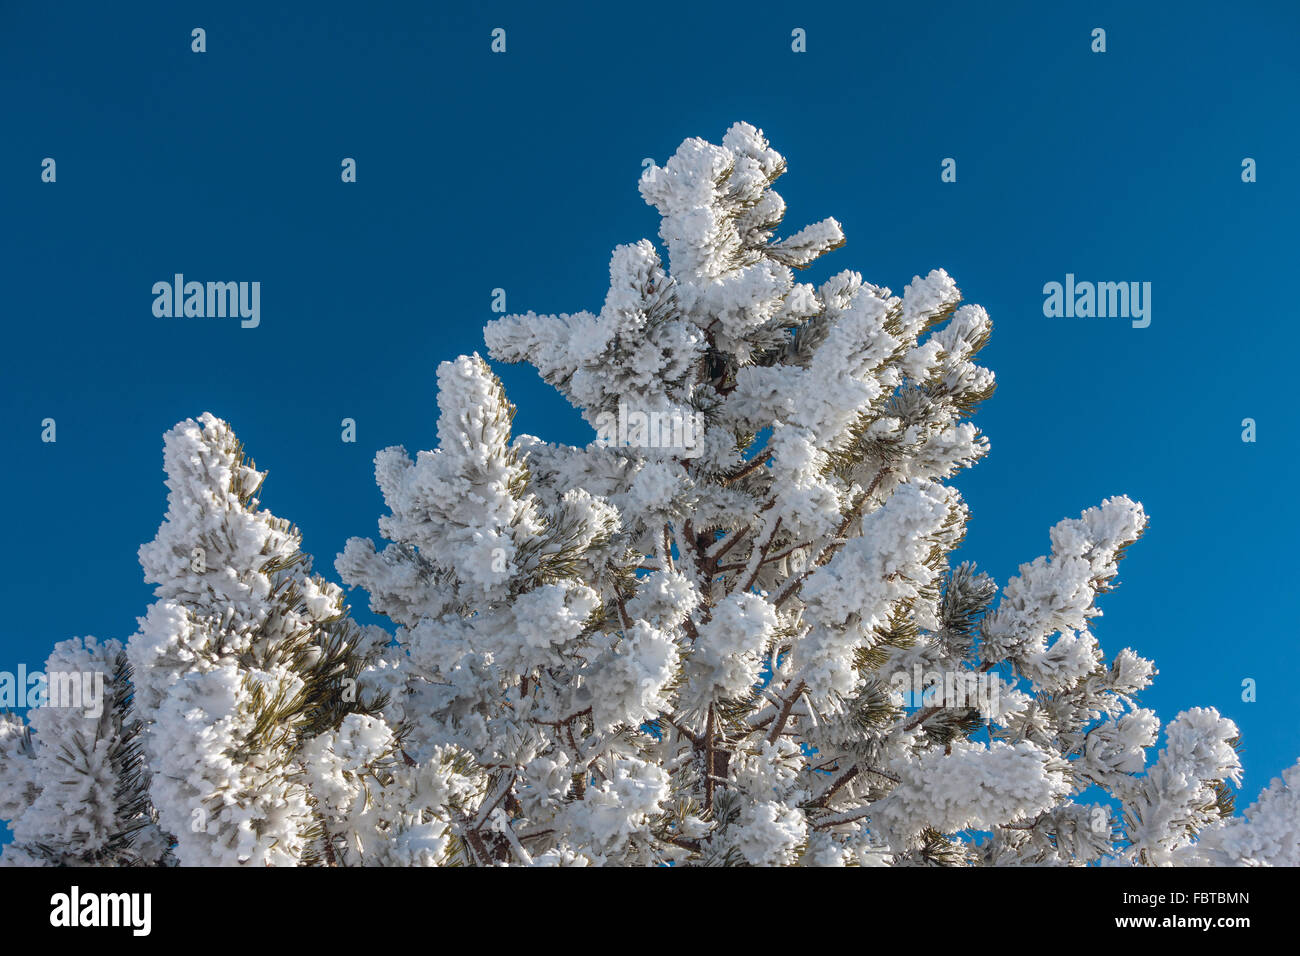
(330, 121), (1298, 866)
(0, 638), (167, 865)
(1, 414), (485, 866)
(2, 122), (1296, 866)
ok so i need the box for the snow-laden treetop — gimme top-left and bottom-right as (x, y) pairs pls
(2, 122), (1295, 867)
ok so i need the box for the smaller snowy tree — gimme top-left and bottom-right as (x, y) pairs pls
(0, 638), (166, 865)
(121, 413), (498, 866)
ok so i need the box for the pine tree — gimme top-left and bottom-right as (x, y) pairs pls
(2, 123), (1296, 866)
(0, 638), (168, 865)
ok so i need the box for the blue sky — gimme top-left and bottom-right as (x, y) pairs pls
(2, 0), (1297, 835)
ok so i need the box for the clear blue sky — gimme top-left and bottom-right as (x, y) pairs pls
(2, 0), (1297, 837)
